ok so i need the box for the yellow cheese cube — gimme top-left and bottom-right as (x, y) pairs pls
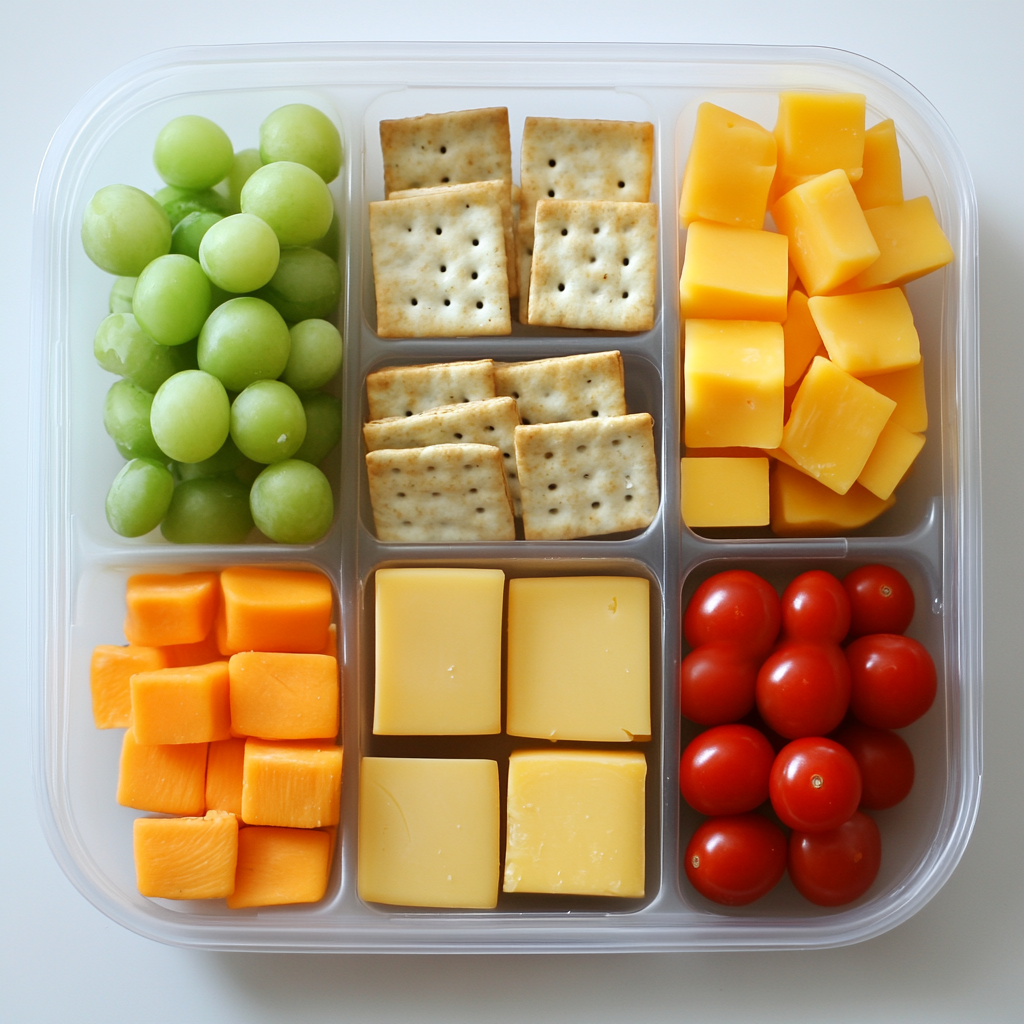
(358, 757), (499, 909)
(808, 288), (920, 378)
(772, 92), (866, 198)
(857, 421), (926, 500)
(770, 462), (895, 536)
(853, 119), (903, 210)
(506, 576), (650, 742)
(681, 457), (769, 528)
(679, 221), (788, 322)
(781, 356), (896, 494)
(866, 360), (928, 432)
(227, 826), (333, 909)
(503, 750), (646, 898)
(133, 810), (238, 900)
(771, 169), (880, 296)
(782, 289), (823, 386)
(374, 568), (503, 736)
(241, 739), (343, 828)
(684, 319), (784, 449)
(680, 102), (777, 230)
(830, 196), (954, 293)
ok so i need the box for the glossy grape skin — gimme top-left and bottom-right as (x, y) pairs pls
(250, 460), (333, 544)
(105, 458), (175, 537)
(133, 254), (212, 347)
(154, 185), (230, 227)
(259, 104), (343, 183)
(170, 210), (223, 263)
(197, 297), (291, 392)
(240, 161), (333, 247)
(217, 148), (263, 214)
(81, 184), (172, 276)
(108, 276), (137, 314)
(102, 380), (164, 461)
(199, 213), (280, 293)
(256, 247), (340, 322)
(160, 476), (254, 544)
(282, 319), (342, 391)
(153, 115), (234, 190)
(93, 313), (182, 392)
(150, 370), (230, 464)
(292, 392), (342, 465)
(176, 436), (261, 486)
(230, 380), (307, 464)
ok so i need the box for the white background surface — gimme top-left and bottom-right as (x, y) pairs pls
(3, 2), (1022, 1020)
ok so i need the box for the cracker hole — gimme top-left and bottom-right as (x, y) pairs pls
(440, 146), (447, 153)
(622, 292), (629, 299)
(623, 257), (630, 266)
(511, 391), (519, 399)
(471, 271), (478, 279)
(557, 283), (565, 292)
(544, 452), (553, 459)
(444, 299), (451, 306)
(548, 190), (555, 197)
(548, 483), (557, 490)
(431, 491), (440, 497)
(440, 265), (447, 272)
(503, 452), (511, 458)
(391, 468), (400, 475)
(583, 473), (591, 479)
(476, 507), (485, 513)
(427, 465), (435, 471)
(441, 177), (449, 183)
(404, 410), (412, 417)
(590, 256), (596, 263)
(472, 239), (479, 246)
(435, 227), (442, 235)
(410, 298), (418, 305)
(618, 180), (625, 188)
(593, 227), (600, 234)
(397, 492), (405, 497)
(549, 159), (556, 167)
(469, 487), (478, 493)
(402, 520), (411, 526)
(486, 425), (495, 431)
(591, 410), (599, 417)
(549, 508), (558, 514)
(561, 228), (568, 236)
(625, 494), (633, 501)
(454, 432), (463, 439)
(476, 301), (483, 309)
(577, 444), (586, 452)
(592, 501), (600, 508)
(522, 419), (531, 425)
(612, 439), (621, 446)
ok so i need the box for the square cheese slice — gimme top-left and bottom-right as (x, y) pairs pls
(506, 576), (650, 742)
(358, 757), (500, 909)
(503, 750), (646, 898)
(681, 456), (770, 528)
(374, 568), (504, 735)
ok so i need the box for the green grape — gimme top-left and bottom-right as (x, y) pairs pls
(199, 213), (280, 293)
(133, 254), (211, 346)
(171, 210), (222, 262)
(240, 161), (333, 247)
(259, 104), (343, 184)
(293, 392), (342, 465)
(250, 460), (333, 544)
(216, 148), (264, 214)
(160, 477), (254, 544)
(93, 313), (180, 392)
(154, 184), (230, 227)
(230, 380), (306, 463)
(103, 379), (164, 460)
(105, 458), (175, 537)
(154, 115), (234, 190)
(310, 210), (340, 260)
(150, 369), (230, 463)
(255, 247), (340, 322)
(282, 319), (342, 390)
(109, 276), (137, 314)
(197, 297), (291, 391)
(81, 184), (172, 276)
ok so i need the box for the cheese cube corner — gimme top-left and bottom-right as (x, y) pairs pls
(133, 810), (238, 900)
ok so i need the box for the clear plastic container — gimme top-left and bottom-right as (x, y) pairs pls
(29, 41), (981, 952)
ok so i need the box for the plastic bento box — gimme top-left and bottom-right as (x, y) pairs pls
(29, 41), (981, 952)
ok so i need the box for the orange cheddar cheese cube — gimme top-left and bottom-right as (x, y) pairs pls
(205, 737), (246, 816)
(857, 421), (926, 500)
(679, 102), (777, 230)
(124, 572), (219, 647)
(220, 567), (333, 654)
(226, 826), (333, 909)
(679, 221), (788, 322)
(770, 462), (895, 536)
(229, 652), (339, 740)
(853, 119), (903, 210)
(808, 288), (921, 378)
(781, 356), (896, 495)
(866, 360), (928, 433)
(133, 809), (238, 900)
(681, 456), (770, 528)
(241, 739), (342, 829)
(782, 289), (824, 386)
(89, 644), (168, 729)
(117, 728), (207, 816)
(130, 661), (231, 745)
(162, 627), (224, 668)
(771, 169), (880, 296)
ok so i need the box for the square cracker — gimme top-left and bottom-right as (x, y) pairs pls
(363, 397), (523, 514)
(370, 190), (511, 337)
(389, 181), (518, 297)
(515, 414), (659, 540)
(366, 359), (496, 421)
(528, 200), (658, 332)
(493, 352), (626, 425)
(366, 443), (515, 542)
(380, 107), (513, 196)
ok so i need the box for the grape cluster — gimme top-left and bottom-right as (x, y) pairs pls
(84, 106), (344, 545)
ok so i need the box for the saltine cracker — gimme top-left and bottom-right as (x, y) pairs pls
(365, 359), (497, 421)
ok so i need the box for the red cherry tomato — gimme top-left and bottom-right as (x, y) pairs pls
(683, 570), (781, 660)
(788, 811), (882, 906)
(781, 570), (851, 644)
(755, 642), (851, 738)
(846, 634), (937, 729)
(680, 725), (775, 816)
(843, 564), (915, 639)
(684, 814), (787, 906)
(769, 737), (862, 832)
(833, 722), (915, 810)
(679, 643), (758, 725)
